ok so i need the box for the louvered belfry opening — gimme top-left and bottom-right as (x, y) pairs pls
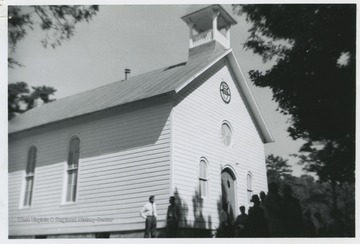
(181, 5), (237, 63)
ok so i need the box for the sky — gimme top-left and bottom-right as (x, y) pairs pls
(8, 4), (308, 176)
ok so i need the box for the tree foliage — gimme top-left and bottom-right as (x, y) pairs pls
(8, 6), (98, 118)
(8, 82), (56, 120)
(266, 154), (293, 183)
(265, 155), (355, 236)
(8, 82), (29, 119)
(234, 4), (356, 183)
(8, 5), (99, 67)
(281, 175), (354, 236)
(294, 140), (354, 185)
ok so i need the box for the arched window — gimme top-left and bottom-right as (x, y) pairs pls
(24, 146), (37, 207)
(247, 173), (253, 203)
(220, 121), (232, 147)
(66, 136), (80, 202)
(199, 159), (208, 197)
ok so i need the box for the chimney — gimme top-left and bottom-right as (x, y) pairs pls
(125, 68), (131, 80)
(33, 98), (44, 108)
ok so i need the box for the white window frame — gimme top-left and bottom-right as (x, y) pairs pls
(63, 136), (80, 204)
(22, 146), (37, 208)
(220, 121), (233, 147)
(199, 158), (209, 198)
(246, 172), (253, 204)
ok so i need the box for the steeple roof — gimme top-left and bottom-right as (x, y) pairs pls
(181, 4), (237, 32)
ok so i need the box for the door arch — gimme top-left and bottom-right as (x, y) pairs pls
(221, 167), (237, 222)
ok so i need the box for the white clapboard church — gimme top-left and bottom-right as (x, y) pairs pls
(8, 5), (273, 238)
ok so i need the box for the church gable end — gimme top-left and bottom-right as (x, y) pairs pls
(171, 58), (268, 228)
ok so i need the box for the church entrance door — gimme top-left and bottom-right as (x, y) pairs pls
(221, 169), (237, 223)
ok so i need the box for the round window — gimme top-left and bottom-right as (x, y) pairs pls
(220, 81), (231, 104)
(221, 122), (232, 146)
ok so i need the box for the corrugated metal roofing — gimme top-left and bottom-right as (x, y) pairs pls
(9, 50), (228, 134)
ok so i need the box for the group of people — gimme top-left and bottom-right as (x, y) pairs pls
(222, 183), (304, 237)
(140, 183), (345, 238)
(140, 195), (180, 238)
(223, 182), (344, 237)
(217, 183), (301, 237)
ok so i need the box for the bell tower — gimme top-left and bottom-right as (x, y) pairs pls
(181, 5), (237, 61)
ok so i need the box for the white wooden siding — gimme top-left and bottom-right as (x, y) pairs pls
(8, 98), (172, 236)
(172, 60), (268, 229)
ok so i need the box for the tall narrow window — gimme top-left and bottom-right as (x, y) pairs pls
(247, 173), (253, 203)
(220, 122), (232, 147)
(199, 159), (208, 197)
(66, 136), (80, 202)
(24, 146), (37, 207)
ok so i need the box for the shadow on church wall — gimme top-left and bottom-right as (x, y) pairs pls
(164, 186), (239, 238)
(164, 187), (236, 238)
(9, 95), (172, 173)
(216, 183), (236, 237)
(168, 188), (213, 237)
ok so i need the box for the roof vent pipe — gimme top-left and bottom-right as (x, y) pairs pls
(125, 68), (131, 80)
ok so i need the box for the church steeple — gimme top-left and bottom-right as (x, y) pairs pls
(181, 4), (237, 60)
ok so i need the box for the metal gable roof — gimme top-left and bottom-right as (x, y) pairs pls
(9, 49), (273, 144)
(8, 50), (229, 134)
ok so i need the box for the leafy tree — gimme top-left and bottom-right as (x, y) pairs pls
(8, 5), (99, 67)
(233, 4), (355, 185)
(293, 140), (353, 210)
(265, 155), (326, 212)
(8, 82), (56, 120)
(8, 6), (98, 118)
(266, 154), (292, 184)
(8, 82), (29, 119)
(287, 176), (354, 236)
(264, 156), (354, 236)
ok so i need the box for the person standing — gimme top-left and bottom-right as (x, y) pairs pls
(265, 182), (285, 237)
(140, 195), (157, 238)
(166, 196), (181, 237)
(259, 191), (268, 219)
(234, 206), (248, 237)
(247, 195), (267, 237)
(219, 202), (230, 237)
(259, 191), (269, 236)
(282, 185), (304, 237)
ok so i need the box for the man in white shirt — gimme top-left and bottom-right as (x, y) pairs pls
(140, 195), (157, 238)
